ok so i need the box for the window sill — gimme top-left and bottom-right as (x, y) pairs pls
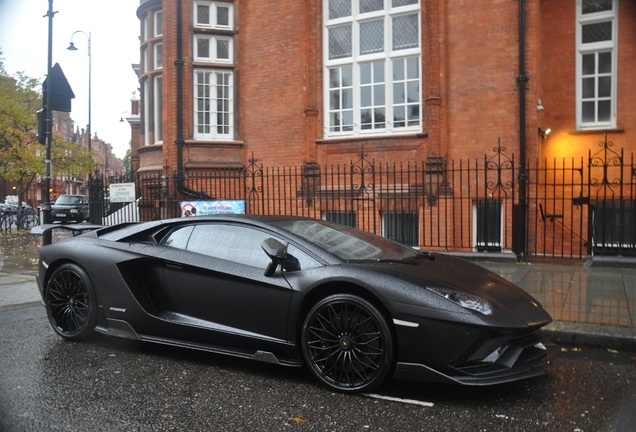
(317, 132), (427, 145)
(186, 139), (244, 147)
(570, 127), (624, 135)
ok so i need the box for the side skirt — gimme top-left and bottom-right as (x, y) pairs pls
(95, 318), (302, 368)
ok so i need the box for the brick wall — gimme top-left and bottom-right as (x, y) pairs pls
(146, 0), (636, 179)
(238, 0), (310, 167)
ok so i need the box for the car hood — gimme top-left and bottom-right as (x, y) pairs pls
(355, 253), (552, 328)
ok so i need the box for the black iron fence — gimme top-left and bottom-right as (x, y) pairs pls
(89, 135), (636, 260)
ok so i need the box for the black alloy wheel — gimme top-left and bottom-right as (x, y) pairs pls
(45, 263), (97, 341)
(301, 294), (393, 393)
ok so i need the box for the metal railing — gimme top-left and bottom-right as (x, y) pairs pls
(89, 135), (636, 260)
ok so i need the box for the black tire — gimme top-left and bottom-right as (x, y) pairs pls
(44, 263), (97, 341)
(301, 294), (393, 393)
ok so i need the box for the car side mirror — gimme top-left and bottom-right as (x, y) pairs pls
(261, 238), (287, 276)
(261, 238), (301, 276)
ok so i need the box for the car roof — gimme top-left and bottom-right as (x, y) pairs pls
(94, 214), (316, 242)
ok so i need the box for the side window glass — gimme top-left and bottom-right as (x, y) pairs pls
(287, 244), (321, 270)
(188, 224), (274, 269)
(162, 225), (195, 249)
(187, 224), (320, 271)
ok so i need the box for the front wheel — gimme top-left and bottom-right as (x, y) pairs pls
(301, 294), (393, 393)
(44, 263), (97, 341)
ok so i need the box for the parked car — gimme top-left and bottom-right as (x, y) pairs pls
(51, 195), (89, 223)
(34, 215), (552, 393)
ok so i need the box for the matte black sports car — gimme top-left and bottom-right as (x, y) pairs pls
(35, 215), (551, 393)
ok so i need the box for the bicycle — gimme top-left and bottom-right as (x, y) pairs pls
(18, 206), (40, 230)
(0, 206), (41, 232)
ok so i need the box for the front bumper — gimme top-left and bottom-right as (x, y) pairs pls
(393, 327), (549, 385)
(51, 212), (79, 221)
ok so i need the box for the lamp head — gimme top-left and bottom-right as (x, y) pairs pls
(67, 42), (78, 51)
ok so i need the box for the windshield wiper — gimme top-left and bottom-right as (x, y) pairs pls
(348, 252), (435, 264)
(400, 251), (436, 263)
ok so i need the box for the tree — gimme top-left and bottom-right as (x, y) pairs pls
(122, 148), (132, 176)
(0, 53), (94, 204)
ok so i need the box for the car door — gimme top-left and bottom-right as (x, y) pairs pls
(157, 222), (296, 344)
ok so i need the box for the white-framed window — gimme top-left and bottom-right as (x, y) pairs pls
(194, 1), (233, 29)
(473, 199), (503, 252)
(194, 69), (234, 139)
(194, 35), (233, 63)
(143, 79), (150, 146)
(576, 0), (617, 129)
(381, 210), (419, 247)
(143, 16), (149, 41)
(322, 210), (357, 228)
(154, 75), (163, 143)
(323, 0), (421, 138)
(154, 42), (163, 69)
(141, 46), (148, 74)
(154, 10), (163, 37)
(592, 199), (636, 250)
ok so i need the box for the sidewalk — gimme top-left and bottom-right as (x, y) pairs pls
(476, 259), (636, 351)
(1, 231), (634, 351)
(0, 231), (41, 312)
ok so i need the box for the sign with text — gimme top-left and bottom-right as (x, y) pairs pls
(180, 200), (245, 217)
(109, 183), (136, 203)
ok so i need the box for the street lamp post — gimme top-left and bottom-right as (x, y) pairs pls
(67, 31), (91, 150)
(42, 0), (56, 245)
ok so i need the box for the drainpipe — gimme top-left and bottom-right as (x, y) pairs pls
(175, 0), (184, 177)
(515, 0), (528, 259)
(173, 0), (212, 201)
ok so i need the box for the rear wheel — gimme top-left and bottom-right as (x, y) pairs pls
(44, 263), (97, 341)
(301, 294), (393, 393)
(19, 213), (39, 229)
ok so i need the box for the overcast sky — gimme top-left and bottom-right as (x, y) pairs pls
(0, 0), (140, 158)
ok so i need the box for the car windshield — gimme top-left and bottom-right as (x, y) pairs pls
(274, 219), (420, 261)
(55, 196), (82, 205)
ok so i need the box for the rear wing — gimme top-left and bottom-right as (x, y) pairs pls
(31, 224), (104, 237)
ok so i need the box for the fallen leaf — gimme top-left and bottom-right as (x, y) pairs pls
(292, 417), (308, 423)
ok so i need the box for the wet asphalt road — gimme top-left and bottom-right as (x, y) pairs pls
(1, 306), (635, 431)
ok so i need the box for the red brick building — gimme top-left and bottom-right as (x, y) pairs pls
(133, 0), (636, 258)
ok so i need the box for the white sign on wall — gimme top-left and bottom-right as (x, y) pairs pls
(109, 183), (136, 203)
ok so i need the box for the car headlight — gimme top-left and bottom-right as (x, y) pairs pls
(426, 286), (493, 315)
(70, 209), (79, 214)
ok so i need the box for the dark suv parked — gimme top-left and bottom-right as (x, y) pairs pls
(51, 195), (89, 223)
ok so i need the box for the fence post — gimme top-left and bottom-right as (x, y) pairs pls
(88, 172), (104, 224)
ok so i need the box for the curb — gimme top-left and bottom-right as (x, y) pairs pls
(544, 321), (636, 352)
